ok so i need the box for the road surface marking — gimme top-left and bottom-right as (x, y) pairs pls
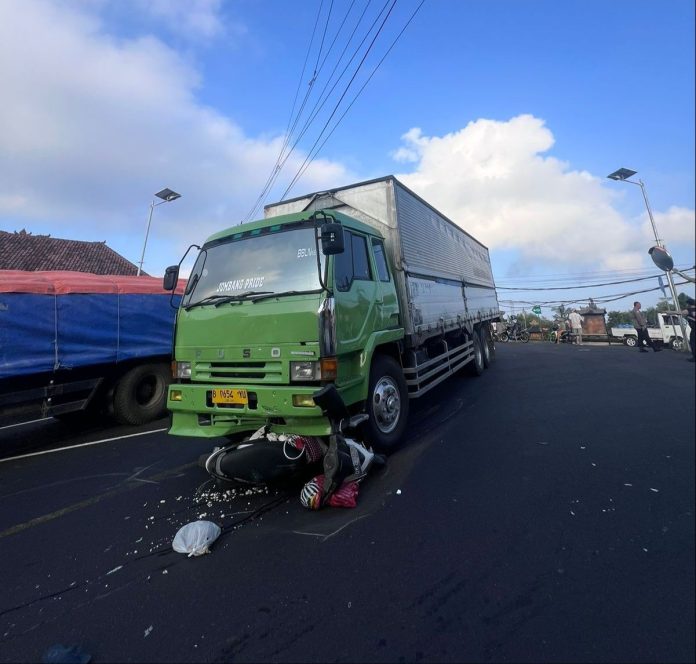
(0, 428), (168, 464)
(0, 418), (52, 431)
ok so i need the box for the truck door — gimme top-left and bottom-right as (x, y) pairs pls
(370, 237), (399, 330)
(333, 230), (378, 354)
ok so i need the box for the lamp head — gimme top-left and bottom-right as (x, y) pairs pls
(607, 168), (637, 181)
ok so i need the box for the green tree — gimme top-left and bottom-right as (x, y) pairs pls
(607, 310), (633, 328)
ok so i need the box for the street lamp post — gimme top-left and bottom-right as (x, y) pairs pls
(137, 188), (181, 276)
(607, 168), (689, 351)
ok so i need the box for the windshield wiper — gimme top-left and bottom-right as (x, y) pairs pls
(184, 291), (272, 310)
(249, 290), (308, 303)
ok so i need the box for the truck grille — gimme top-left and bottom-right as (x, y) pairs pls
(194, 360), (283, 383)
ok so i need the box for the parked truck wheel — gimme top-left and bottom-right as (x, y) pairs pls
(624, 336), (637, 347)
(364, 355), (409, 452)
(112, 363), (170, 425)
(479, 327), (492, 367)
(670, 337), (684, 351)
(467, 333), (485, 376)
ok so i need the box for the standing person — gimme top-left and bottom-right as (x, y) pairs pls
(568, 309), (584, 345)
(631, 301), (661, 353)
(681, 297), (696, 362)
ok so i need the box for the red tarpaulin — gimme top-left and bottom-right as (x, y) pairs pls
(0, 270), (186, 295)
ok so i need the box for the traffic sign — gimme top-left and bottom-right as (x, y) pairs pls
(532, 306), (542, 315)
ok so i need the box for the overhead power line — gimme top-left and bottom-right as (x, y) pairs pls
(280, 0), (426, 199)
(496, 268), (695, 292)
(243, 0), (394, 222)
(498, 278), (693, 309)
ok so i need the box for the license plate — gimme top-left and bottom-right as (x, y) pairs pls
(211, 388), (248, 405)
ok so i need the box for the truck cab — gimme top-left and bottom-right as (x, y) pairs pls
(166, 211), (404, 446)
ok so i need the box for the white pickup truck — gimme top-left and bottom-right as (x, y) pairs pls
(611, 312), (691, 350)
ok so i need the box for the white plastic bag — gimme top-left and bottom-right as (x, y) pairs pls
(172, 520), (221, 557)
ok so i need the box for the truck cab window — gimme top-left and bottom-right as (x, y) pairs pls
(334, 230), (372, 291)
(352, 233), (372, 281)
(371, 238), (390, 282)
(334, 230), (354, 292)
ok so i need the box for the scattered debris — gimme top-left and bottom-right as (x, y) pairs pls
(144, 626), (153, 638)
(106, 566), (122, 576)
(650, 488), (659, 493)
(624, 483), (633, 487)
(396, 489), (402, 495)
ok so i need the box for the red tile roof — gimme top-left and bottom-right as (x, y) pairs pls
(0, 230), (145, 276)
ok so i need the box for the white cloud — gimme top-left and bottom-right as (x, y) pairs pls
(646, 206), (696, 247)
(0, 0), (350, 273)
(394, 115), (694, 273)
(143, 0), (226, 40)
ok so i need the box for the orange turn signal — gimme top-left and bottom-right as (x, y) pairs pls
(320, 357), (338, 380)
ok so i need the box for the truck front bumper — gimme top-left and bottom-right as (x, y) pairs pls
(166, 382), (331, 438)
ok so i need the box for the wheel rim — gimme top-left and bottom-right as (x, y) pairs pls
(372, 375), (401, 434)
(673, 339), (683, 350)
(136, 375), (164, 406)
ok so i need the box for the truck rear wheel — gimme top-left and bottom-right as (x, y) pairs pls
(364, 355), (409, 452)
(670, 337), (684, 351)
(467, 333), (485, 376)
(113, 363), (170, 425)
(624, 336), (637, 347)
(479, 327), (492, 367)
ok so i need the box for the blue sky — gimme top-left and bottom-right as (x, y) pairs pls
(1, 0), (694, 317)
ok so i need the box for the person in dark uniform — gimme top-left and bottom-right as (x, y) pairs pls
(681, 297), (696, 362)
(631, 301), (661, 353)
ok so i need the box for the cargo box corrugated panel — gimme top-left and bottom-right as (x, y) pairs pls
(393, 181), (495, 288)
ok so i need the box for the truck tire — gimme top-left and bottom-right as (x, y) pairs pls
(670, 337), (684, 351)
(479, 327), (492, 367)
(364, 355), (409, 452)
(467, 333), (485, 376)
(624, 336), (637, 347)
(112, 363), (170, 425)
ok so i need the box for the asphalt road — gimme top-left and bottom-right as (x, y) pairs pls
(1, 342), (694, 663)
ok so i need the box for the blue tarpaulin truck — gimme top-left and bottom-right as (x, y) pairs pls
(0, 270), (181, 426)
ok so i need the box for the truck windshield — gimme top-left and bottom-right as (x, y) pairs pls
(182, 225), (325, 308)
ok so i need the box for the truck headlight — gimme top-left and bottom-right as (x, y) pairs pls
(290, 361), (321, 382)
(174, 361), (191, 379)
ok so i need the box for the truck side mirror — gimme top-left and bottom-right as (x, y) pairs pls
(320, 223), (345, 255)
(163, 265), (179, 291)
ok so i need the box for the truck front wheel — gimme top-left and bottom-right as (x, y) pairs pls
(670, 337), (684, 351)
(364, 355), (409, 452)
(113, 363), (170, 425)
(624, 336), (637, 347)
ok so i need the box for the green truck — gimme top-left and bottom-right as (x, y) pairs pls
(164, 176), (500, 450)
